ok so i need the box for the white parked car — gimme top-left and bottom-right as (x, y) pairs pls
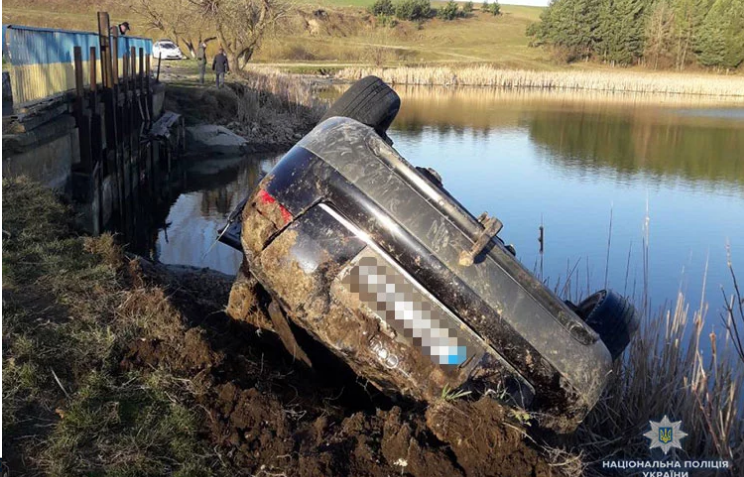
(153, 40), (185, 60)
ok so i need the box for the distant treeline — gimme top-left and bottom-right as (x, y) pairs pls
(527, 0), (744, 70)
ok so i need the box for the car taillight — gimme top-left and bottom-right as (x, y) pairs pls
(255, 189), (293, 227)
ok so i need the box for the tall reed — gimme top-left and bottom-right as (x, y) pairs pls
(233, 68), (325, 124)
(567, 291), (743, 475)
(338, 66), (744, 98)
(545, 230), (744, 475)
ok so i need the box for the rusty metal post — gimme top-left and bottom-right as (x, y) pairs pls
(129, 46), (139, 201)
(97, 13), (112, 88)
(89, 46), (100, 161)
(89, 47), (97, 91)
(122, 51), (129, 139)
(111, 32), (119, 85)
(130, 46), (136, 113)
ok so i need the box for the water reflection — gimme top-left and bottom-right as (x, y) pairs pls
(135, 153), (280, 275)
(527, 110), (744, 189)
(391, 86), (744, 188)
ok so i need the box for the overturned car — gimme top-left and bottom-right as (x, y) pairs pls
(220, 77), (639, 432)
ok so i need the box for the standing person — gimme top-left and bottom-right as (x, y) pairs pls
(212, 48), (229, 88)
(197, 41), (208, 85)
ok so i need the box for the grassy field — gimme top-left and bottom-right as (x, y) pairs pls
(255, 4), (551, 69)
(3, 0), (552, 70)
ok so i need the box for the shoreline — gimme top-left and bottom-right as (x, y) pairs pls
(336, 65), (744, 99)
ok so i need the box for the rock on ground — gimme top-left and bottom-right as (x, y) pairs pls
(186, 124), (249, 156)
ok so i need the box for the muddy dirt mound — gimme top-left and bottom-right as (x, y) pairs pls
(427, 399), (552, 476)
(121, 258), (554, 477)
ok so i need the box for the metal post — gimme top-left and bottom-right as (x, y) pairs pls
(139, 48), (149, 122)
(130, 46), (139, 202)
(145, 52), (152, 120)
(99, 12), (124, 219)
(73, 46), (92, 173)
(97, 13), (111, 88)
(89, 46), (104, 233)
(156, 53), (162, 83)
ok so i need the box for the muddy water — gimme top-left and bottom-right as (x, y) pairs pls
(149, 87), (743, 334)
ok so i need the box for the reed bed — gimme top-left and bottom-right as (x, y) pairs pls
(387, 84), (744, 108)
(567, 289), (744, 475)
(337, 66), (744, 98)
(234, 67), (326, 124)
(543, 225), (744, 475)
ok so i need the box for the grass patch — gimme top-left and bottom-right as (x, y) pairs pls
(440, 384), (472, 401)
(1, 177), (225, 476)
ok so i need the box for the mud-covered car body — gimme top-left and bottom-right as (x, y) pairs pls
(222, 116), (625, 432)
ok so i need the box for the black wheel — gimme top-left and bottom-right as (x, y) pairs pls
(320, 76), (400, 139)
(575, 290), (639, 360)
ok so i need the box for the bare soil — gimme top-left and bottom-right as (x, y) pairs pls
(125, 260), (554, 477)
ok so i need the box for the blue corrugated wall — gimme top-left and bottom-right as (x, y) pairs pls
(3, 24), (152, 106)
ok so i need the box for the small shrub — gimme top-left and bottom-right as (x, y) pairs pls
(485, 0), (501, 15)
(377, 14), (399, 27)
(395, 0), (432, 21)
(369, 0), (394, 17)
(437, 0), (461, 21)
(462, 1), (474, 14)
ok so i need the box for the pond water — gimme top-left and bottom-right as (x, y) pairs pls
(146, 86), (744, 335)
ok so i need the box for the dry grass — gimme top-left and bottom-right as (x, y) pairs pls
(544, 218), (744, 474)
(162, 65), (326, 147)
(338, 65), (744, 97)
(234, 67), (326, 124)
(566, 290), (744, 475)
(1, 177), (227, 476)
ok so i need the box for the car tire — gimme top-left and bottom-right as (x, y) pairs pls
(575, 290), (640, 360)
(320, 76), (400, 139)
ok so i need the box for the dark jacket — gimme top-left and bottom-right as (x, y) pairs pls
(212, 53), (229, 74)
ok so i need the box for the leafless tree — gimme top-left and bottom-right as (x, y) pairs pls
(131, 0), (211, 57)
(193, 0), (289, 70)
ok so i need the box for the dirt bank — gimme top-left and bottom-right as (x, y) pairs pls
(164, 71), (325, 155)
(126, 261), (554, 477)
(2, 177), (555, 476)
